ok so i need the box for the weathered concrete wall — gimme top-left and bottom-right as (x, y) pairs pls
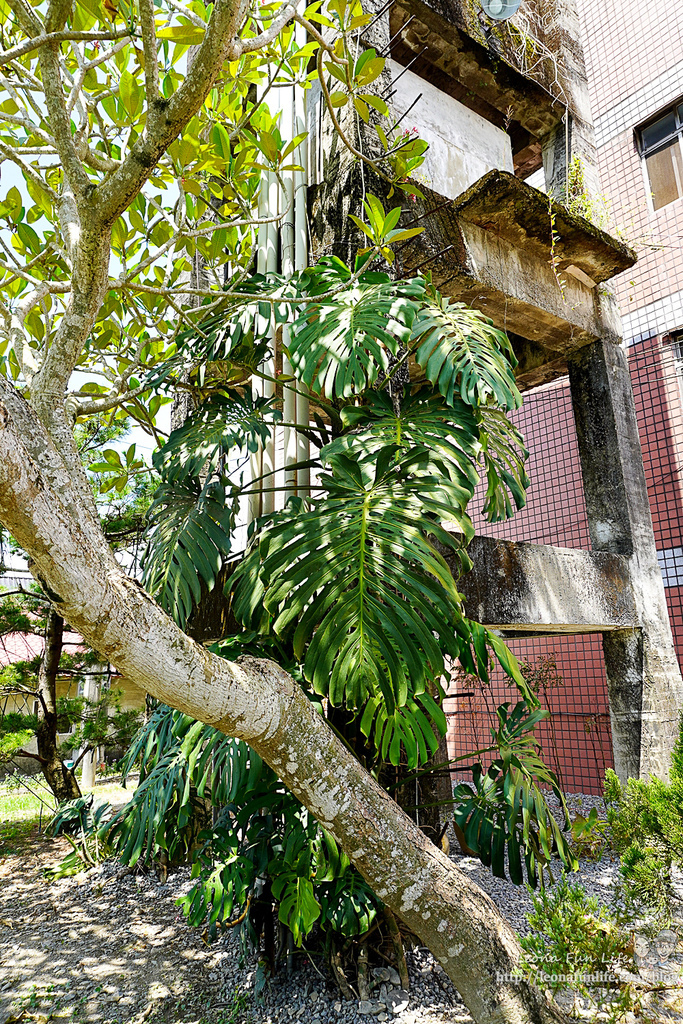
(388, 60), (514, 199)
(457, 535), (637, 636)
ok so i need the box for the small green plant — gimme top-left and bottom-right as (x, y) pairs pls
(522, 874), (629, 981)
(451, 701), (577, 888)
(520, 874), (632, 1018)
(570, 806), (609, 861)
(212, 987), (251, 1024)
(519, 653), (565, 785)
(603, 765), (683, 916)
(44, 794), (113, 879)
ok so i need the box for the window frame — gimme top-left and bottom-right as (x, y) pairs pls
(638, 102), (683, 214)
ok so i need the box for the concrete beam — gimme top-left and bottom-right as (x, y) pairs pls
(389, 0), (563, 141)
(452, 171), (635, 286)
(455, 535), (638, 636)
(394, 173), (634, 389)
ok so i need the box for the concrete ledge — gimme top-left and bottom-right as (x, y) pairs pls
(452, 171), (636, 286)
(396, 175), (630, 389)
(454, 535), (638, 637)
(390, 0), (563, 142)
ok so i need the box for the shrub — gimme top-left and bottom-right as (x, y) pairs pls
(603, 766), (683, 915)
(520, 874), (632, 1019)
(521, 874), (630, 985)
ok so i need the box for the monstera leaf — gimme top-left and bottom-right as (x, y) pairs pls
(287, 276), (425, 398)
(141, 387), (282, 627)
(320, 388), (528, 525)
(141, 476), (236, 627)
(153, 389), (281, 483)
(452, 702), (577, 888)
(410, 291), (522, 411)
(321, 387), (482, 517)
(232, 447), (467, 713)
(478, 406), (530, 522)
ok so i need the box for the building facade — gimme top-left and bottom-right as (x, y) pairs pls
(448, 0), (683, 794)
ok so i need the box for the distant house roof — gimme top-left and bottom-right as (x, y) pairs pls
(0, 631), (86, 667)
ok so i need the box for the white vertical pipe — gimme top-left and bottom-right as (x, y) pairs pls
(261, 163), (279, 516)
(294, 26), (310, 495)
(248, 219), (267, 523)
(281, 87), (297, 501)
(249, 80), (281, 522)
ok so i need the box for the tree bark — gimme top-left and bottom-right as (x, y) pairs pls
(0, 379), (567, 1024)
(35, 608), (81, 802)
(417, 728), (453, 850)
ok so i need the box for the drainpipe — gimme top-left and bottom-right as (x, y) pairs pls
(294, 23), (311, 495)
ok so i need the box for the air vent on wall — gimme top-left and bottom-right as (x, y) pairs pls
(479, 0), (522, 19)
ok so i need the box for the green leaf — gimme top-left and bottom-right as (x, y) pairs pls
(411, 291), (521, 410)
(273, 874), (321, 945)
(156, 23), (206, 44)
(118, 70), (144, 119)
(141, 477), (235, 628)
(288, 275), (425, 399)
(451, 701), (576, 886)
(478, 407), (529, 522)
(326, 387), (481, 523)
(232, 445), (466, 725)
(153, 389), (280, 483)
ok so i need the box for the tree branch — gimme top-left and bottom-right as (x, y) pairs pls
(5, 0), (42, 39)
(0, 140), (59, 202)
(0, 28), (131, 66)
(13, 748), (48, 764)
(7, 283), (47, 382)
(239, 2), (298, 55)
(38, 2), (93, 199)
(138, 0), (160, 106)
(0, 258), (69, 291)
(70, 379), (152, 417)
(95, 0), (252, 224)
(71, 744), (93, 771)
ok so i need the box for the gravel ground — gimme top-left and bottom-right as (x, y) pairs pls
(1, 794), (682, 1024)
(0, 825), (473, 1024)
(451, 792), (625, 935)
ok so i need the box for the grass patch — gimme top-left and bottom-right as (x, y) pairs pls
(0, 773), (138, 861)
(1, 778), (56, 819)
(0, 813), (41, 856)
(0, 777), (56, 857)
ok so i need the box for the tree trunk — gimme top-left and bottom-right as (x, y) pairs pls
(35, 608), (81, 802)
(0, 381), (568, 1024)
(416, 728), (453, 850)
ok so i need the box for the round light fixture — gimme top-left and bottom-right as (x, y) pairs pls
(480, 0), (523, 19)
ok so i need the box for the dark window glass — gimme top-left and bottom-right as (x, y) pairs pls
(641, 104), (683, 210)
(645, 138), (683, 210)
(642, 111), (678, 150)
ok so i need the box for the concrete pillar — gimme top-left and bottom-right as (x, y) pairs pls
(568, 338), (683, 782)
(537, 0), (601, 205)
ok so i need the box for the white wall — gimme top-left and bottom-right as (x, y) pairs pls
(390, 60), (514, 199)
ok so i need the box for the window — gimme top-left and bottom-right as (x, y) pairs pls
(640, 104), (683, 212)
(666, 329), (683, 406)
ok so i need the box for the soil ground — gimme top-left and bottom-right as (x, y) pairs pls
(0, 819), (472, 1024)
